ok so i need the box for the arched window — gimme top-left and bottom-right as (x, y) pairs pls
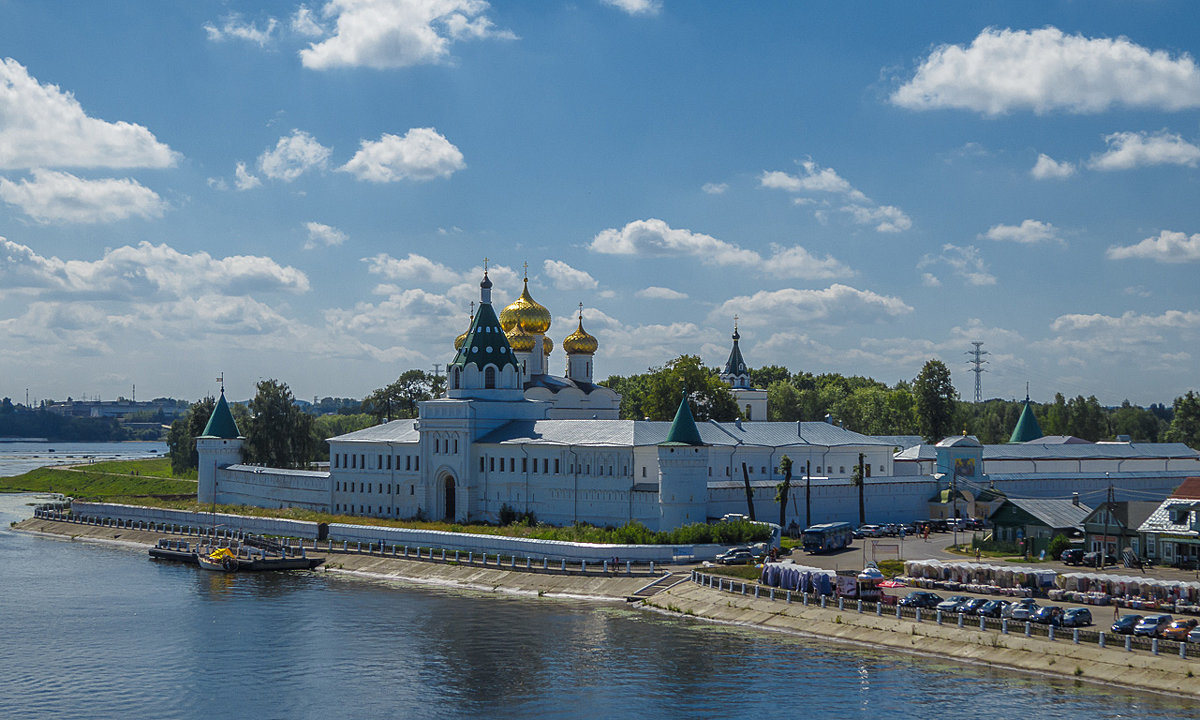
(485, 365), (496, 388)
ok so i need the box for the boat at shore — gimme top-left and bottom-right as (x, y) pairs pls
(197, 546), (239, 572)
(150, 538), (324, 572)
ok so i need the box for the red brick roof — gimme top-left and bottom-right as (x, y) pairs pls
(1170, 477), (1200, 499)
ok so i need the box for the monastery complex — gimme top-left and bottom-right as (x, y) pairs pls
(196, 269), (1200, 539)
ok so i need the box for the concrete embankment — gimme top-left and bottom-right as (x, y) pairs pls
(651, 579), (1200, 699)
(16, 516), (1200, 699)
(13, 517), (657, 602)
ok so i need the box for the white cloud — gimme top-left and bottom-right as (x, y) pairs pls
(590, 218), (760, 266)
(636, 286), (688, 300)
(981, 219), (1064, 246)
(921, 272), (941, 287)
(258, 129), (331, 181)
(712, 285), (913, 327)
(291, 6), (326, 37)
(0, 237), (309, 299)
(601, 0), (661, 16)
(234, 161), (262, 190)
(363, 252), (462, 285)
(0, 58), (178, 170)
(1050, 309), (1200, 350)
(760, 162), (868, 203)
(0, 169), (166, 224)
(892, 26), (1200, 115)
(1030, 153), (1076, 180)
(840, 204), (912, 233)
(918, 244), (996, 286)
(299, 0), (515, 71)
(542, 259), (598, 291)
(701, 182), (728, 195)
(339, 128), (464, 182)
(1107, 230), (1200, 264)
(203, 15), (278, 46)
(761, 160), (910, 233)
(1088, 130), (1200, 171)
(765, 244), (854, 280)
(304, 221), (348, 249)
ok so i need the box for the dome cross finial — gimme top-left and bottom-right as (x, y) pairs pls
(523, 260), (529, 282)
(578, 301), (584, 320)
(216, 372), (225, 394)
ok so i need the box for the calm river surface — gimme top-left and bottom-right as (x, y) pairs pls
(0, 493), (1193, 720)
(0, 441), (167, 477)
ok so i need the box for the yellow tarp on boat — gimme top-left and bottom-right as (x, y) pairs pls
(207, 548), (236, 561)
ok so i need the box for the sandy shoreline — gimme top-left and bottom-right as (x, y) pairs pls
(14, 516), (1200, 701)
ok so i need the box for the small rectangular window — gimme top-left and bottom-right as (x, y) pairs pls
(415, 457), (419, 471)
(480, 457), (485, 472)
(554, 459), (560, 474)
(454, 438), (458, 454)
(522, 457), (528, 472)
(410, 485), (415, 495)
(641, 467), (646, 478)
(490, 457), (495, 472)
(544, 459), (549, 474)
(406, 456), (411, 471)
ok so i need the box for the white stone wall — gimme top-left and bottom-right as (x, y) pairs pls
(216, 465), (331, 512)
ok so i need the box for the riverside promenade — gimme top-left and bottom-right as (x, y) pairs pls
(15, 514), (1200, 700)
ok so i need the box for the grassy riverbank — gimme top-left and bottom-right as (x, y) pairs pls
(0, 459), (196, 499)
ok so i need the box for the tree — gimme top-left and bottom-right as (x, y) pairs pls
(363, 369), (443, 422)
(0, 397), (13, 415)
(914, 359), (958, 443)
(244, 379), (316, 469)
(605, 355), (738, 421)
(775, 455), (792, 529)
(751, 364), (791, 389)
(1166, 390), (1200, 449)
(851, 452), (865, 526)
(165, 397), (216, 475)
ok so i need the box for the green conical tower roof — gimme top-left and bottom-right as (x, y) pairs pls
(661, 391), (705, 446)
(1009, 396), (1043, 443)
(201, 391), (241, 439)
(449, 272), (520, 372)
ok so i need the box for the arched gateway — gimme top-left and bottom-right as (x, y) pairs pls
(443, 475), (456, 521)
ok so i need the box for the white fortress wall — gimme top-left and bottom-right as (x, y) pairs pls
(216, 465), (331, 512)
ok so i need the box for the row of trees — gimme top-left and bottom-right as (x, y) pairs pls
(166, 372), (446, 474)
(602, 356), (1200, 447)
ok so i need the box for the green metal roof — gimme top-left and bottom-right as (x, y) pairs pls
(449, 300), (519, 371)
(201, 392), (241, 439)
(1009, 400), (1044, 443)
(722, 330), (747, 377)
(660, 392), (705, 446)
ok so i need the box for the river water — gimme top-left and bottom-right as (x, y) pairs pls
(0, 495), (1192, 719)
(0, 441), (167, 477)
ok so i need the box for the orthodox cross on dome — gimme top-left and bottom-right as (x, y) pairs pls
(469, 301), (475, 318)
(216, 372), (225, 394)
(578, 301), (584, 320)
(483, 257), (489, 272)
(523, 261), (529, 281)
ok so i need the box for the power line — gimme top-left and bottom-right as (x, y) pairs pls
(966, 341), (989, 403)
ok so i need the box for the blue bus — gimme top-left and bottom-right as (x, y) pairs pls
(802, 522), (853, 553)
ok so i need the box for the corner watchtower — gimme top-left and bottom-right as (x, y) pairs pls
(196, 382), (243, 505)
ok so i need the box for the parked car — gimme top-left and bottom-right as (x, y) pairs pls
(978, 599), (1012, 618)
(1133, 614), (1174, 637)
(1061, 608), (1093, 627)
(936, 595), (972, 613)
(1031, 606), (1065, 625)
(1081, 551), (1119, 567)
(1059, 548), (1085, 565)
(720, 513), (750, 523)
(1111, 614), (1144, 635)
(958, 598), (988, 615)
(1004, 599), (1040, 621)
(1188, 627), (1200, 644)
(715, 548), (754, 565)
(898, 591), (943, 609)
(855, 524), (885, 538)
(1160, 619), (1199, 641)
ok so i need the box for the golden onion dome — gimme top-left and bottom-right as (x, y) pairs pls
(563, 317), (598, 355)
(499, 279), (552, 335)
(543, 336), (553, 356)
(506, 323), (535, 353)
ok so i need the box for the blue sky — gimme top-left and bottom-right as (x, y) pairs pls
(2, 1), (1199, 406)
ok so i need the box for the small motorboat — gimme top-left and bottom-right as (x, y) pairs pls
(197, 547), (239, 572)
